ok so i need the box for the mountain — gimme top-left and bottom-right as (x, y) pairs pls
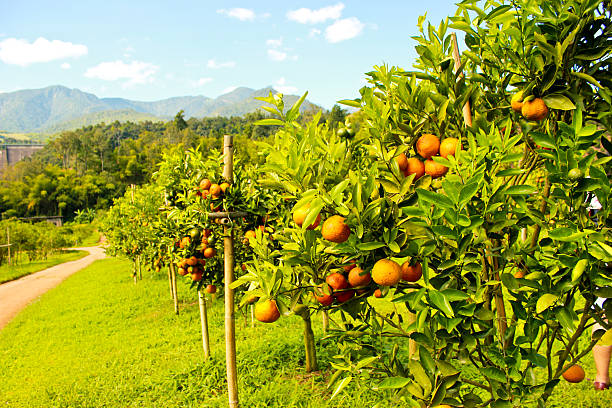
(0, 85), (322, 134)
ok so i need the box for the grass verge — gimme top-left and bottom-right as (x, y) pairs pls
(0, 249), (88, 283)
(0, 258), (609, 407)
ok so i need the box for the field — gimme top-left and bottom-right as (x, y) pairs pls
(0, 249), (88, 283)
(0, 257), (610, 407)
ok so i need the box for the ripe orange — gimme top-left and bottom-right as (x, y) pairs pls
(395, 153), (408, 172)
(177, 267), (188, 276)
(522, 98), (549, 121)
(254, 299), (281, 323)
(315, 290), (334, 306)
(400, 262), (422, 282)
(343, 259), (357, 273)
(191, 271), (203, 282)
(199, 179), (212, 191)
(203, 247), (216, 258)
(205, 284), (217, 294)
(511, 91), (524, 113)
(241, 263), (247, 272)
(439, 138), (460, 158)
(348, 267), (372, 287)
(372, 259), (402, 286)
(514, 270), (526, 279)
(220, 182), (230, 193)
(416, 134), (440, 159)
(321, 215), (351, 243)
(179, 236), (191, 249)
(334, 288), (355, 303)
(244, 230), (256, 243)
(245, 294), (258, 305)
(403, 158), (425, 180)
(373, 289), (383, 298)
(562, 365), (585, 383)
(326, 272), (349, 291)
(186, 256), (198, 266)
(292, 205), (321, 230)
(424, 159), (448, 178)
(209, 183), (222, 196)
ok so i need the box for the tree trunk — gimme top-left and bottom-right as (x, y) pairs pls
(302, 312), (318, 372)
(198, 290), (211, 359)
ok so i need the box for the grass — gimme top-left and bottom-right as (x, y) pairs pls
(0, 258), (610, 407)
(0, 249), (88, 283)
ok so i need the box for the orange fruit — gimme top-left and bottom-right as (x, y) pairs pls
(416, 134), (440, 159)
(220, 182), (230, 193)
(343, 259), (357, 273)
(348, 267), (371, 287)
(562, 365), (585, 383)
(403, 158), (425, 179)
(245, 294), (258, 305)
(439, 138), (460, 158)
(241, 263), (247, 272)
(514, 270), (526, 279)
(314, 288), (334, 306)
(209, 183), (222, 196)
(179, 236), (191, 249)
(205, 284), (217, 294)
(511, 91), (524, 113)
(424, 159), (448, 178)
(401, 262), (422, 282)
(292, 205), (321, 230)
(326, 272), (349, 291)
(186, 256), (198, 266)
(243, 230), (256, 244)
(203, 247), (216, 258)
(191, 271), (203, 282)
(321, 215), (351, 243)
(373, 289), (383, 298)
(199, 179), (212, 191)
(372, 259), (402, 286)
(254, 299), (281, 323)
(522, 98), (549, 121)
(395, 153), (408, 172)
(334, 288), (355, 303)
(177, 267), (188, 276)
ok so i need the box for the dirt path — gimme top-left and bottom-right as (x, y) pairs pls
(0, 246), (106, 330)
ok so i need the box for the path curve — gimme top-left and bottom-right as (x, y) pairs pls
(0, 246), (106, 330)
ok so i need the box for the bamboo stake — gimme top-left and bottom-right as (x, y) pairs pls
(198, 290), (211, 359)
(167, 263), (174, 299)
(322, 311), (329, 334)
(407, 310), (417, 357)
(451, 32), (473, 128)
(6, 227), (10, 266)
(222, 135), (239, 408)
(170, 262), (179, 315)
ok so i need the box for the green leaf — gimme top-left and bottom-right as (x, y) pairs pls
(556, 308), (575, 332)
(330, 376), (352, 400)
(376, 377), (411, 390)
(357, 242), (386, 251)
(536, 293), (557, 314)
(481, 367), (506, 383)
(571, 259), (588, 282)
(505, 185), (537, 195)
(417, 188), (455, 209)
(254, 118), (285, 126)
(429, 291), (455, 318)
(571, 71), (604, 89)
(337, 99), (361, 108)
(531, 132), (556, 149)
(542, 94), (576, 110)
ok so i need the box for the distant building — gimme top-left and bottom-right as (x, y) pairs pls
(0, 144), (44, 169)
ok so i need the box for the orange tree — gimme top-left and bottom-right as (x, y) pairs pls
(238, 0), (611, 406)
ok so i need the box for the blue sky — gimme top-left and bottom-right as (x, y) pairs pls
(0, 1), (459, 109)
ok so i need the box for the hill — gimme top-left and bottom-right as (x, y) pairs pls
(0, 86), (322, 134)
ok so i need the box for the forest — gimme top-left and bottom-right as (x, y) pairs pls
(0, 106), (348, 220)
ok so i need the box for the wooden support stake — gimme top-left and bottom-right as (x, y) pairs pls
(451, 32), (473, 128)
(198, 290), (211, 360)
(407, 310), (417, 357)
(222, 134), (239, 408)
(6, 227), (10, 266)
(322, 311), (329, 334)
(167, 264), (174, 299)
(170, 262), (179, 315)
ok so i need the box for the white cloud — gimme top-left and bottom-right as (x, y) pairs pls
(207, 59), (236, 69)
(268, 49), (287, 62)
(217, 8), (255, 21)
(60, 62), (71, 69)
(274, 77), (297, 94)
(222, 86), (238, 94)
(266, 38), (283, 48)
(0, 37), (87, 66)
(287, 3), (344, 24)
(325, 17), (364, 43)
(194, 77), (213, 86)
(84, 60), (158, 86)
(309, 28), (322, 37)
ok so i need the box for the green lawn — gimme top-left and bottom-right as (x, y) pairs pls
(0, 249), (88, 283)
(0, 258), (610, 407)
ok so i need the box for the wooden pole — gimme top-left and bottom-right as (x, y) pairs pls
(451, 32), (473, 128)
(198, 290), (211, 359)
(170, 262), (179, 315)
(251, 305), (255, 328)
(222, 134), (239, 408)
(167, 264), (174, 299)
(6, 227), (10, 266)
(407, 309), (417, 357)
(322, 311), (329, 334)
(138, 255), (142, 280)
